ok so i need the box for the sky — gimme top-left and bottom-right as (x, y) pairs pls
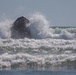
(0, 0), (76, 27)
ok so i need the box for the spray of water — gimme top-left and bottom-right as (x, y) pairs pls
(0, 13), (75, 39)
(0, 19), (13, 39)
(29, 13), (52, 39)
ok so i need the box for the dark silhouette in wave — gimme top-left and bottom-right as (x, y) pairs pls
(11, 16), (31, 39)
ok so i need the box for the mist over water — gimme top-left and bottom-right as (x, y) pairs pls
(0, 13), (76, 70)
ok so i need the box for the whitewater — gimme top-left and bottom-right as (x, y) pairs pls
(0, 13), (76, 70)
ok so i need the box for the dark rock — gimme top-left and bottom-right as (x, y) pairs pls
(11, 16), (31, 39)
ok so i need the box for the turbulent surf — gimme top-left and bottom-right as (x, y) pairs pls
(0, 13), (76, 70)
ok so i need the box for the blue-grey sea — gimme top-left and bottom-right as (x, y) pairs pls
(0, 70), (76, 75)
(0, 13), (76, 75)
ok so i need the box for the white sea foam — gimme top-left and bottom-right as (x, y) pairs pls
(29, 13), (52, 39)
(0, 13), (76, 39)
(0, 39), (76, 70)
(0, 13), (76, 70)
(0, 19), (13, 39)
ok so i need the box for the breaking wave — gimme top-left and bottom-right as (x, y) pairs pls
(0, 13), (76, 70)
(0, 13), (76, 39)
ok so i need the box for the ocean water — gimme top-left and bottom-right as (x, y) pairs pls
(0, 13), (76, 75)
(0, 70), (76, 75)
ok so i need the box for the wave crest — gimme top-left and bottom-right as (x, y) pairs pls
(29, 13), (52, 39)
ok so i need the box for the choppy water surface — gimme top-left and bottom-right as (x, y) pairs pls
(0, 38), (76, 70)
(0, 13), (76, 70)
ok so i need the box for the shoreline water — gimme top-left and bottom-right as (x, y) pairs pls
(0, 14), (76, 74)
(0, 70), (76, 75)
